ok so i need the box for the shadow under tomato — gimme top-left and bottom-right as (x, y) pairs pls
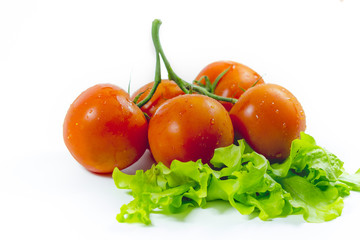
(89, 149), (156, 178)
(120, 149), (156, 175)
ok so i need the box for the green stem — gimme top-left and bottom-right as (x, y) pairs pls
(152, 20), (189, 94)
(151, 19), (237, 104)
(211, 67), (230, 93)
(133, 90), (146, 104)
(136, 51), (162, 108)
(187, 84), (238, 104)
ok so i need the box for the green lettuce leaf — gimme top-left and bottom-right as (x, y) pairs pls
(208, 146), (292, 220)
(339, 169), (360, 191)
(270, 132), (344, 181)
(279, 174), (344, 222)
(113, 133), (359, 224)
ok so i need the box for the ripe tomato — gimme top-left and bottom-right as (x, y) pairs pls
(195, 61), (264, 111)
(130, 80), (184, 117)
(148, 94), (234, 167)
(229, 83), (306, 162)
(63, 84), (148, 173)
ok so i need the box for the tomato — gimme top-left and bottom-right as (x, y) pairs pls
(63, 84), (148, 173)
(195, 61), (264, 111)
(130, 80), (184, 117)
(148, 94), (234, 167)
(229, 83), (306, 162)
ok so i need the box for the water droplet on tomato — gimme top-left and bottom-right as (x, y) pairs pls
(85, 108), (96, 121)
(210, 118), (215, 125)
(275, 109), (279, 114)
(169, 122), (180, 133)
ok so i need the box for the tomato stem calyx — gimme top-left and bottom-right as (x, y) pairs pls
(194, 67), (231, 94)
(211, 67), (230, 93)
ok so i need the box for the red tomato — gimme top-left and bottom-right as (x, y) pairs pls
(63, 84), (148, 173)
(229, 83), (306, 162)
(130, 80), (184, 117)
(148, 94), (234, 167)
(195, 61), (264, 111)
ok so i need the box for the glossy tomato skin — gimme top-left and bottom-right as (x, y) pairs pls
(63, 84), (148, 173)
(148, 94), (234, 167)
(195, 61), (264, 111)
(229, 83), (306, 162)
(130, 80), (184, 117)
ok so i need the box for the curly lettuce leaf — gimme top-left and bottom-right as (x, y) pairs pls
(113, 133), (359, 224)
(279, 174), (344, 222)
(113, 160), (213, 224)
(270, 132), (344, 181)
(208, 146), (292, 220)
(339, 169), (360, 191)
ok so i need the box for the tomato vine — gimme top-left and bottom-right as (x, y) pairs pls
(133, 19), (238, 109)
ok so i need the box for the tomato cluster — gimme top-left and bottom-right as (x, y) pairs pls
(63, 20), (306, 173)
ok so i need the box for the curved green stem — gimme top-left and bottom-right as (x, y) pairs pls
(152, 19), (189, 94)
(151, 19), (237, 104)
(136, 52), (162, 108)
(211, 67), (230, 93)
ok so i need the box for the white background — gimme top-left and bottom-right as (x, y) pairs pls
(1, 0), (360, 239)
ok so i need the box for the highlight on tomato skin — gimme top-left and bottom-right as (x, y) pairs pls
(195, 61), (264, 111)
(63, 84), (148, 173)
(229, 83), (306, 163)
(148, 94), (234, 167)
(130, 80), (184, 117)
